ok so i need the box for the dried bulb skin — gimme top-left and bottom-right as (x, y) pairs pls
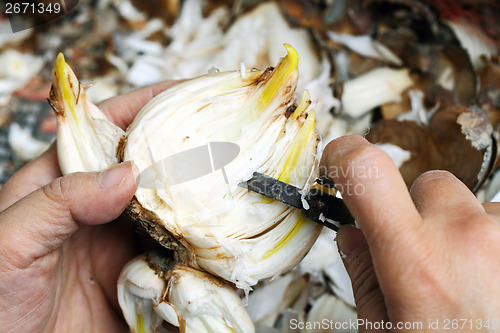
(124, 45), (322, 289)
(341, 67), (414, 118)
(118, 254), (255, 333)
(49, 53), (125, 175)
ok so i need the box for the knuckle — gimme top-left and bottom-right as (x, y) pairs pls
(348, 247), (382, 310)
(342, 145), (387, 171)
(349, 246), (374, 288)
(323, 134), (365, 153)
(41, 176), (73, 206)
(355, 281), (385, 315)
(321, 137), (380, 180)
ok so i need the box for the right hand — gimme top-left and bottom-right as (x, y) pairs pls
(321, 135), (500, 332)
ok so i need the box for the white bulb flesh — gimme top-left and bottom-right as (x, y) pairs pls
(124, 46), (322, 289)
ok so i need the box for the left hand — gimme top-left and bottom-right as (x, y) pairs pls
(0, 81), (177, 333)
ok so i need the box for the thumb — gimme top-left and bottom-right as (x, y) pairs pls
(337, 225), (389, 331)
(0, 161), (138, 269)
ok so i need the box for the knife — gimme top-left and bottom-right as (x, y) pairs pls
(239, 172), (355, 231)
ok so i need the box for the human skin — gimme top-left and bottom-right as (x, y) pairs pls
(0, 81), (177, 333)
(2, 88), (499, 332)
(321, 135), (500, 332)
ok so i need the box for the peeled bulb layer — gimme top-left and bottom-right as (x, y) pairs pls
(50, 53), (125, 174)
(118, 253), (254, 333)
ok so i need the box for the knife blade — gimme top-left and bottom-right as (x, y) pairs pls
(239, 172), (354, 231)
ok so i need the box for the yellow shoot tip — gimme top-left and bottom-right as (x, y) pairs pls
(54, 53), (67, 81)
(260, 44), (299, 107)
(52, 52), (80, 123)
(307, 109), (316, 123)
(278, 108), (316, 183)
(291, 90), (310, 120)
(56, 52), (65, 66)
(283, 43), (299, 70)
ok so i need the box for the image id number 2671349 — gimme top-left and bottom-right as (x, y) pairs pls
(435, 318), (499, 330)
(2, 0), (77, 32)
(5, 2), (61, 14)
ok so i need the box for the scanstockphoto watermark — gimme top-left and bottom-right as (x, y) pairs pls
(135, 141), (380, 198)
(318, 164), (380, 196)
(318, 164), (380, 182)
(289, 318), (424, 331)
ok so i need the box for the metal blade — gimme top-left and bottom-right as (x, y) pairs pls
(239, 172), (304, 209)
(239, 172), (355, 231)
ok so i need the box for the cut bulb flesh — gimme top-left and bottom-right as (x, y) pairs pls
(124, 44), (322, 290)
(50, 44), (323, 332)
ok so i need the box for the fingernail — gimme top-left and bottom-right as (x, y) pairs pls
(336, 225), (367, 264)
(131, 161), (140, 184)
(99, 162), (136, 189)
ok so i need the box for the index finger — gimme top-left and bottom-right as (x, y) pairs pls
(320, 135), (422, 247)
(98, 80), (181, 129)
(0, 143), (60, 211)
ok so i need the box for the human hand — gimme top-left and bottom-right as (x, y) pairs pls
(0, 81), (178, 333)
(320, 135), (500, 332)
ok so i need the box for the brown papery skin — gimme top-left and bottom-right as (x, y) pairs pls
(366, 106), (485, 190)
